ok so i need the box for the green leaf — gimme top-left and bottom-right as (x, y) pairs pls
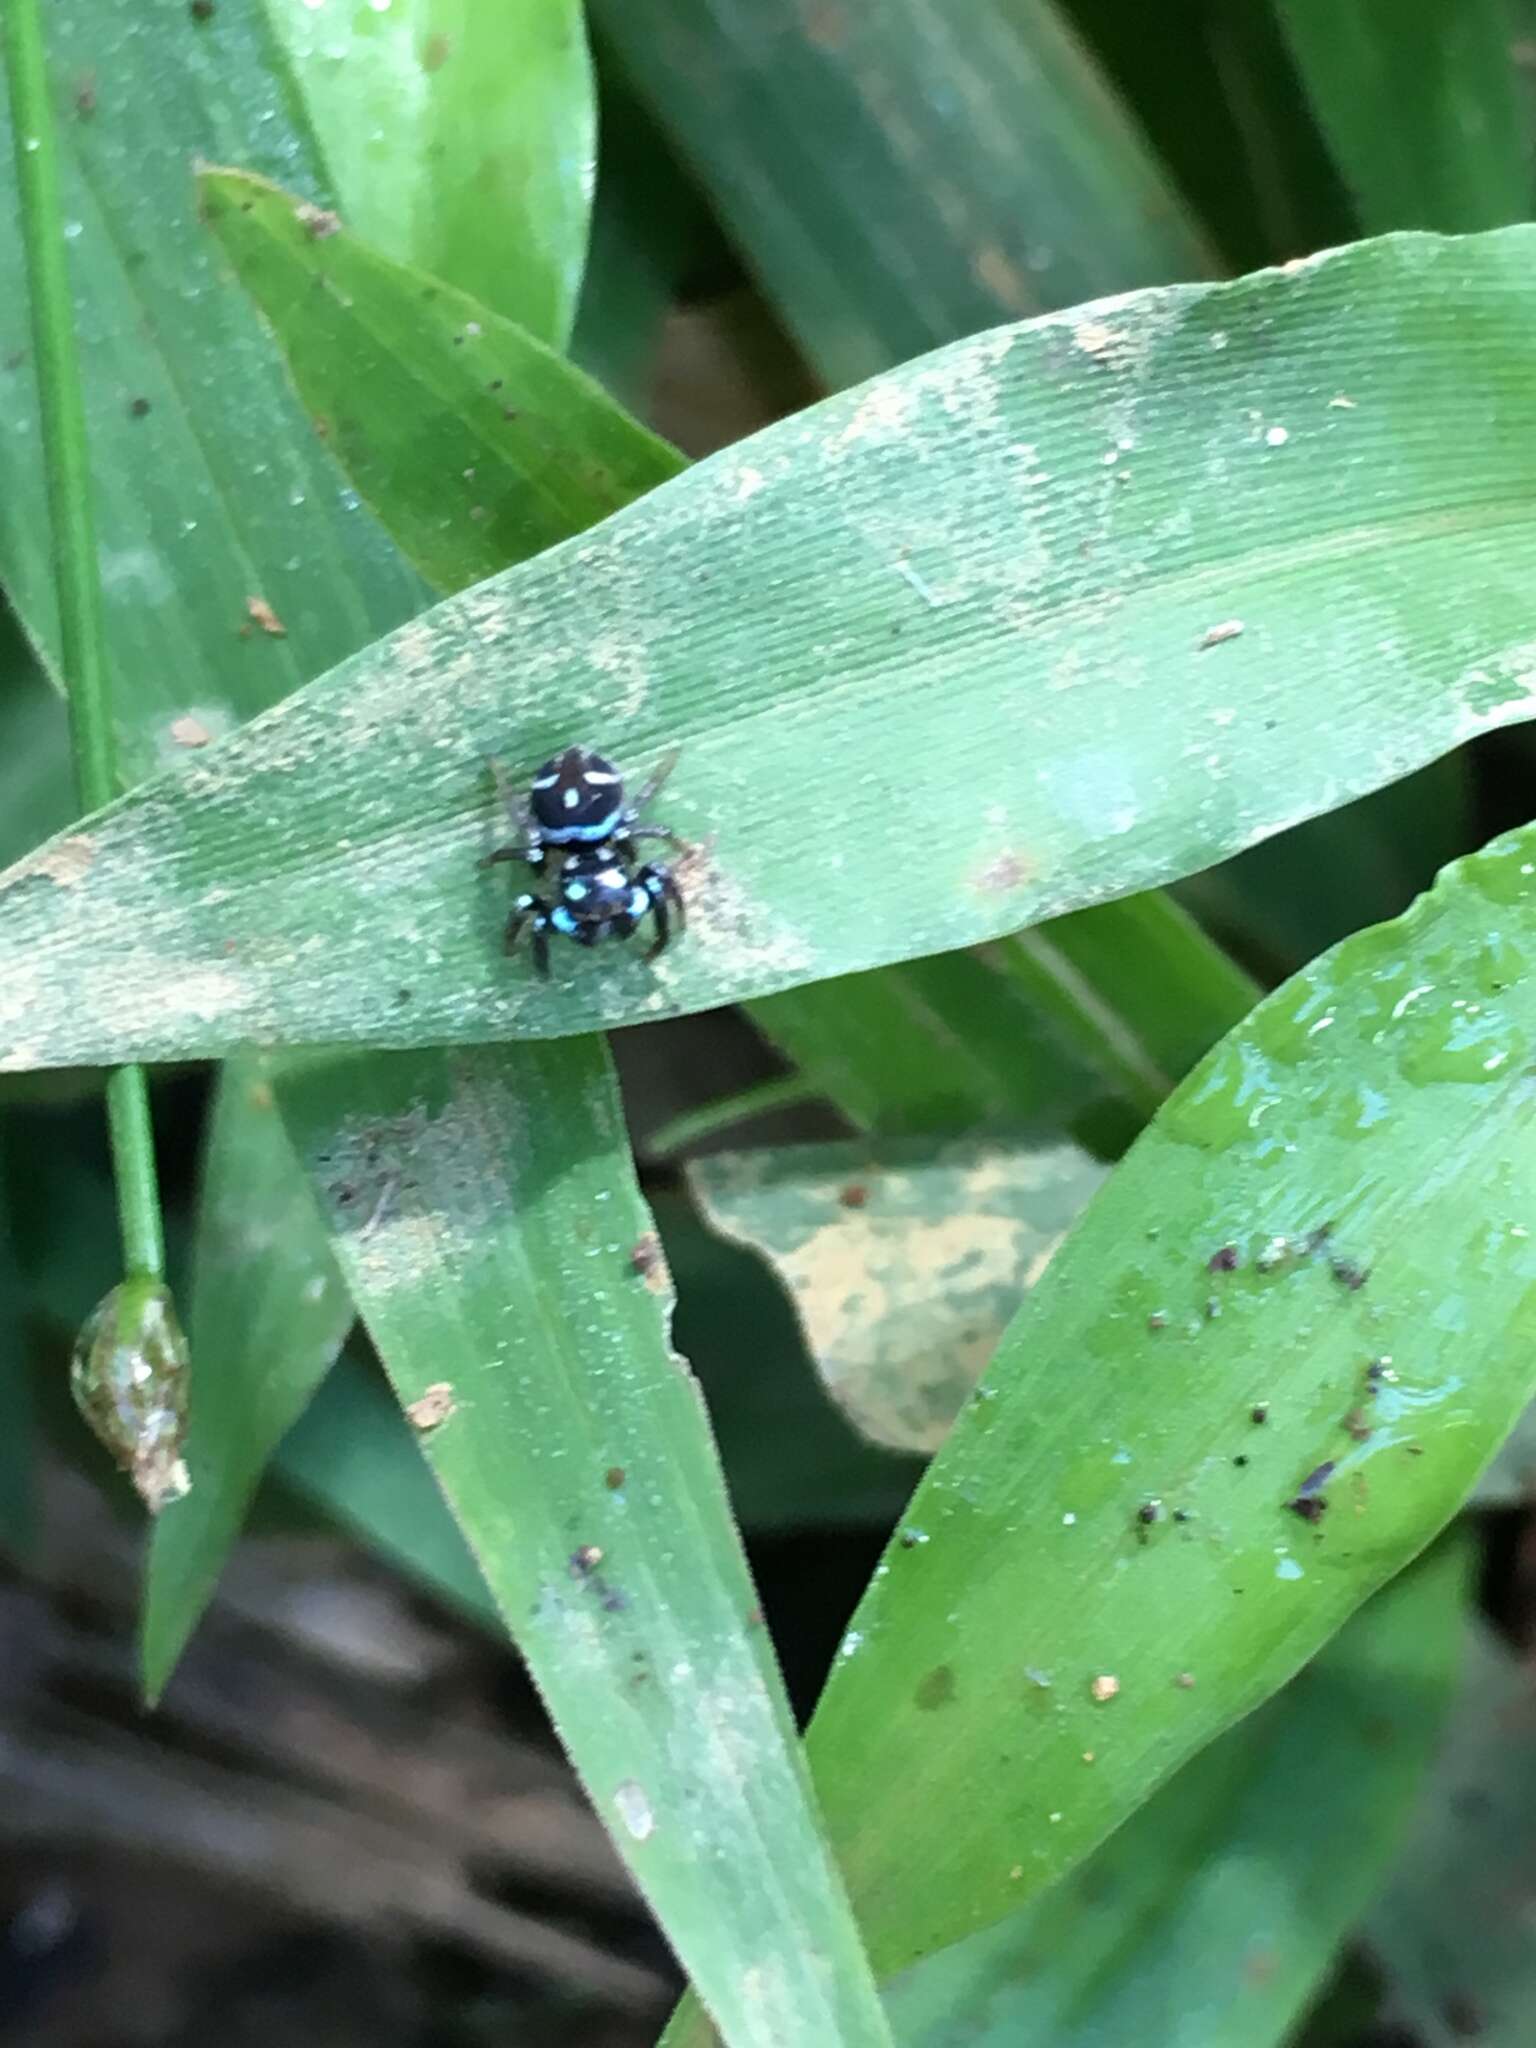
(0, 0), (428, 782)
(9, 230), (1536, 1064)
(1367, 1619), (1535, 2044)
(199, 167), (683, 593)
(692, 1135), (1106, 1452)
(885, 1536), (1467, 2047)
(747, 890), (1258, 1153)
(141, 1055), (354, 1697)
(274, 1346), (497, 1628)
(264, 0), (595, 346)
(593, 0), (1216, 388)
(794, 820), (1536, 1976)
(1276, 0), (1532, 233)
(273, 1037), (894, 2048)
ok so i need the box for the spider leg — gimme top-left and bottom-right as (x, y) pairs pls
(623, 821), (692, 857)
(637, 863), (685, 958)
(626, 745), (682, 816)
(505, 892), (552, 976)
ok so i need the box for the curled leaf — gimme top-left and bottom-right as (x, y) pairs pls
(71, 1277), (191, 1513)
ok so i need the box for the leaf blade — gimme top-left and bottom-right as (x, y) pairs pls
(275, 1037), (895, 2048)
(7, 231), (1536, 1064)
(265, 0), (596, 344)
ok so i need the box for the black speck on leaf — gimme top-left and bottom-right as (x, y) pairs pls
(1208, 1244), (1240, 1272)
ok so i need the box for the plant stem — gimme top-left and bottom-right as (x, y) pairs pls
(4, 0), (165, 1280)
(645, 1073), (826, 1160)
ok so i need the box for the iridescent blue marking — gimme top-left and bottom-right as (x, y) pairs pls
(551, 905), (580, 935)
(541, 807), (621, 845)
(628, 884), (649, 919)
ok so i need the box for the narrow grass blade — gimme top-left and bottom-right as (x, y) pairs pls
(265, 0), (595, 346)
(594, 0), (1215, 387)
(8, 232), (1536, 1063)
(275, 1038), (895, 2048)
(200, 167), (682, 591)
(1276, 0), (1532, 233)
(142, 1056), (354, 1698)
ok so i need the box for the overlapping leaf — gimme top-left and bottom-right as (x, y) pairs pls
(7, 232), (1536, 1065)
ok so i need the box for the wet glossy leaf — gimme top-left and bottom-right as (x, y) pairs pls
(1276, 0), (1532, 234)
(886, 1537), (1467, 2047)
(199, 168), (682, 592)
(1368, 1620), (1536, 2045)
(266, 0), (595, 346)
(142, 1055), (354, 1698)
(693, 1135), (1106, 1452)
(0, 0), (428, 782)
(795, 823), (1536, 1975)
(593, 0), (1215, 388)
(9, 232), (1536, 1064)
(274, 1039), (894, 2048)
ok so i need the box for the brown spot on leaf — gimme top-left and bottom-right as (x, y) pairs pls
(296, 202), (342, 240)
(605, 1465), (626, 1491)
(406, 1382), (456, 1431)
(915, 1664), (956, 1710)
(630, 1233), (668, 1291)
(838, 1182), (869, 1209)
(245, 595), (286, 637)
(976, 850), (1037, 893)
(421, 30), (451, 70)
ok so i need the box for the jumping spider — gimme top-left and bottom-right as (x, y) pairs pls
(482, 744), (688, 976)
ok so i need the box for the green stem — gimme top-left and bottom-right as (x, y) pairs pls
(645, 1073), (826, 1159)
(5, 0), (165, 1280)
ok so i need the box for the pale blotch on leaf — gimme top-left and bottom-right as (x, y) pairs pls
(70, 1277), (191, 1514)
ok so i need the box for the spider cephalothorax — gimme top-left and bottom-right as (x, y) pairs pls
(482, 745), (687, 976)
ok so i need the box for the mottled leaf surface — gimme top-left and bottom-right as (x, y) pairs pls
(693, 1135), (1105, 1452)
(7, 233), (1536, 1065)
(275, 1038), (894, 2048)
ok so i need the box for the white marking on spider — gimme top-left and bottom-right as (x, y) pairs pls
(562, 786), (580, 809)
(584, 769), (620, 785)
(532, 773), (559, 789)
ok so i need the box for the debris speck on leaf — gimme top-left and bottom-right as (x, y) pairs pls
(605, 1465), (625, 1491)
(170, 714), (212, 748)
(1174, 1672), (1196, 1689)
(1264, 424), (1290, 447)
(406, 1382), (456, 1431)
(1090, 1674), (1120, 1703)
(838, 1182), (869, 1209)
(1198, 621), (1245, 651)
(570, 1544), (604, 1577)
(1251, 1403), (1270, 1425)
(295, 202), (342, 240)
(245, 594), (286, 637)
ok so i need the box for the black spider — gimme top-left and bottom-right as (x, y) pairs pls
(481, 744), (687, 976)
